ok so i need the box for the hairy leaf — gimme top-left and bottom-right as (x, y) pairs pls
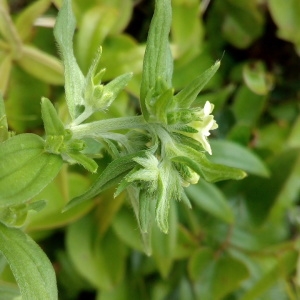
(140, 0), (173, 120)
(54, 0), (84, 119)
(64, 151), (147, 211)
(0, 222), (58, 300)
(174, 61), (220, 109)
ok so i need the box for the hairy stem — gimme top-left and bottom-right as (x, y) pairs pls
(69, 115), (148, 139)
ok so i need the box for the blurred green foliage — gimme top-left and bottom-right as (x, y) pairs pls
(0, 0), (300, 299)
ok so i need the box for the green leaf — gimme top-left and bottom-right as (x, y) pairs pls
(172, 0), (203, 61)
(268, 0), (300, 52)
(140, 0), (173, 120)
(209, 140), (269, 177)
(0, 6), (22, 59)
(212, 255), (249, 300)
(5, 67), (47, 132)
(54, 0), (84, 119)
(0, 222), (58, 300)
(66, 213), (126, 290)
(172, 145), (246, 182)
(64, 151), (146, 211)
(26, 172), (94, 231)
(240, 250), (297, 300)
(153, 88), (174, 124)
(231, 85), (266, 127)
(155, 176), (169, 234)
(222, 1), (264, 49)
(0, 54), (12, 94)
(0, 134), (63, 206)
(189, 251), (249, 300)
(0, 283), (20, 299)
(174, 61), (220, 109)
(243, 61), (273, 95)
(152, 201), (177, 278)
(139, 189), (152, 233)
(0, 93), (8, 142)
(15, 0), (51, 41)
(76, 6), (118, 73)
(186, 180), (234, 223)
(188, 247), (214, 281)
(41, 97), (65, 136)
(242, 149), (300, 225)
(90, 72), (132, 111)
(67, 152), (98, 173)
(112, 206), (144, 252)
(18, 45), (64, 85)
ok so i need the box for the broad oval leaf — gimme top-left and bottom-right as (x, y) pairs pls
(210, 140), (269, 177)
(0, 222), (58, 300)
(0, 134), (63, 207)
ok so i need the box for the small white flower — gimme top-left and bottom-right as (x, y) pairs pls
(188, 101), (218, 155)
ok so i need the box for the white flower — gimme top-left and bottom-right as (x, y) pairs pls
(189, 101), (218, 155)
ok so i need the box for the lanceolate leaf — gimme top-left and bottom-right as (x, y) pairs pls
(140, 0), (173, 120)
(64, 151), (147, 211)
(0, 222), (58, 300)
(15, 0), (51, 41)
(171, 152), (246, 183)
(54, 0), (84, 119)
(174, 61), (220, 109)
(41, 97), (65, 136)
(0, 134), (63, 206)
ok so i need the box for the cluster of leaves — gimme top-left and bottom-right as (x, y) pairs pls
(0, 0), (300, 299)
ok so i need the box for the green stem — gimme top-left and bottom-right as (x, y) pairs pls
(69, 115), (148, 139)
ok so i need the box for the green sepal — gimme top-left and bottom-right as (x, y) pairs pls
(64, 151), (148, 211)
(45, 135), (64, 154)
(171, 149), (246, 183)
(171, 124), (199, 134)
(181, 191), (192, 209)
(174, 61), (220, 109)
(140, 0), (173, 120)
(114, 167), (139, 197)
(67, 152), (98, 173)
(153, 88), (174, 124)
(0, 94), (8, 142)
(85, 48), (103, 94)
(172, 132), (204, 151)
(0, 222), (58, 300)
(0, 134), (63, 207)
(95, 72), (132, 110)
(41, 97), (65, 136)
(155, 175), (169, 233)
(54, 0), (84, 119)
(139, 189), (152, 233)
